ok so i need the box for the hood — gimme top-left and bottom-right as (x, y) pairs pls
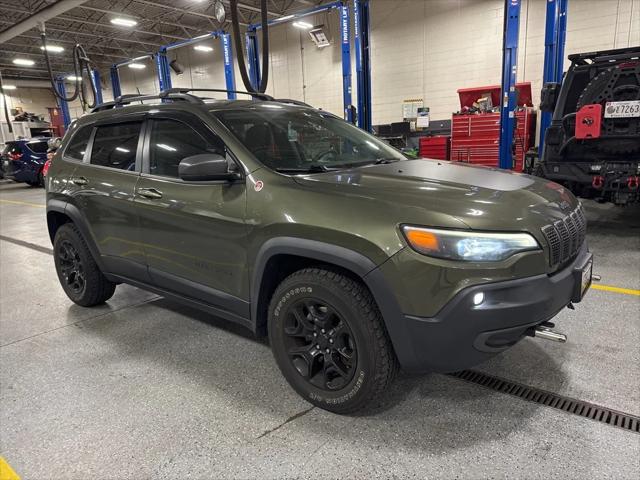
(293, 159), (579, 236)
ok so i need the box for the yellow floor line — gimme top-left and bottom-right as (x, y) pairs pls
(0, 457), (20, 480)
(592, 284), (640, 296)
(0, 199), (45, 208)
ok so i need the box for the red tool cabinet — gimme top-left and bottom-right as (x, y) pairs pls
(450, 83), (536, 171)
(418, 135), (450, 160)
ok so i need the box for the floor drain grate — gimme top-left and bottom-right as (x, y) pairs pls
(448, 370), (640, 434)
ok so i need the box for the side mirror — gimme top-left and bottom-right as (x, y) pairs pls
(540, 82), (560, 112)
(178, 153), (239, 182)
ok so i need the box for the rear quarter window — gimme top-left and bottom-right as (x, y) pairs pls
(64, 126), (92, 161)
(25, 141), (49, 154)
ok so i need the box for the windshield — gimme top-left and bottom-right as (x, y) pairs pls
(213, 105), (405, 172)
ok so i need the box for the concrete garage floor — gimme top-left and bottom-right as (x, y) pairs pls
(1, 181), (639, 479)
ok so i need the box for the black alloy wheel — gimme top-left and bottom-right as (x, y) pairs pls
(57, 240), (86, 295)
(283, 298), (357, 391)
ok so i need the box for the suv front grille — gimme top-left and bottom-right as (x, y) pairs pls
(541, 204), (587, 267)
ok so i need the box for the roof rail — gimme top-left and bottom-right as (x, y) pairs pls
(274, 98), (311, 107)
(91, 92), (204, 113)
(161, 88), (275, 101)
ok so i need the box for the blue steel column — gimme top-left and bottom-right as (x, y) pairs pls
(498, 0), (521, 169)
(354, 0), (372, 131)
(246, 28), (261, 91)
(110, 65), (121, 99)
(539, 0), (568, 150)
(90, 68), (103, 105)
(55, 77), (71, 128)
(156, 49), (172, 91)
(221, 33), (237, 99)
(340, 3), (353, 123)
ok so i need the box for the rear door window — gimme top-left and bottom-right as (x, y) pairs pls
(64, 126), (92, 161)
(90, 122), (142, 171)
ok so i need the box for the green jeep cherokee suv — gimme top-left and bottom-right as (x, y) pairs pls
(46, 90), (592, 413)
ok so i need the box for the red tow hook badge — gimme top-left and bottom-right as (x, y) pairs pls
(627, 176), (639, 190)
(592, 175), (604, 189)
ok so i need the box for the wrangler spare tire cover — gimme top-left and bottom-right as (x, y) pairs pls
(577, 63), (640, 155)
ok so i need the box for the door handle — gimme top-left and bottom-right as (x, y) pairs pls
(71, 176), (88, 186)
(137, 187), (163, 199)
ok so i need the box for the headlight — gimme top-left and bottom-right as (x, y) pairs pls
(401, 225), (540, 261)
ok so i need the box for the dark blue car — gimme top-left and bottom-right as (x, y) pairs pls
(1, 138), (50, 187)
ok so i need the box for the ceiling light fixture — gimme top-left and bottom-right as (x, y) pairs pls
(194, 45), (214, 52)
(13, 58), (35, 66)
(40, 45), (64, 53)
(128, 63), (146, 69)
(2, 85), (17, 90)
(110, 17), (138, 27)
(66, 76), (82, 82)
(292, 21), (313, 29)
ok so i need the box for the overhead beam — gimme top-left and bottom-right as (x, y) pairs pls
(55, 15), (188, 41)
(13, 33), (150, 56)
(0, 0), (89, 44)
(0, 19), (165, 48)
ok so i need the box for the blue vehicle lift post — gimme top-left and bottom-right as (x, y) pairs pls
(156, 32), (237, 98)
(246, 1), (356, 124)
(354, 0), (372, 131)
(539, 0), (568, 151)
(498, 0), (522, 169)
(90, 68), (103, 105)
(109, 54), (156, 100)
(54, 76), (72, 129)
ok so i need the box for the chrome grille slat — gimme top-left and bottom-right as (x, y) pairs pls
(541, 205), (587, 267)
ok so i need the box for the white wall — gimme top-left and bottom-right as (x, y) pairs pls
(111, 0), (639, 130)
(369, 0), (640, 125)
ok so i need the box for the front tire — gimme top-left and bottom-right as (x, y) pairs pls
(53, 223), (116, 306)
(268, 268), (398, 414)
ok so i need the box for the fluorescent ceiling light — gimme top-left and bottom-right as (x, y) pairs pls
(40, 45), (64, 53)
(128, 63), (146, 69)
(292, 21), (313, 29)
(194, 45), (214, 52)
(115, 147), (130, 153)
(66, 76), (82, 82)
(12, 58), (35, 66)
(2, 85), (17, 90)
(110, 17), (138, 27)
(277, 15), (294, 21)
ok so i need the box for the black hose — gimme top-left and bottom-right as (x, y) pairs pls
(258, 0), (269, 94)
(41, 31), (98, 110)
(229, 0), (269, 94)
(0, 69), (13, 133)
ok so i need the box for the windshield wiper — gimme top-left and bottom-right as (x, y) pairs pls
(373, 157), (401, 164)
(275, 164), (337, 174)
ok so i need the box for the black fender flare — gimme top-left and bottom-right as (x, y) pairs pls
(47, 199), (106, 272)
(251, 237), (417, 369)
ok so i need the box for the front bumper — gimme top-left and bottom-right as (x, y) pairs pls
(392, 244), (592, 374)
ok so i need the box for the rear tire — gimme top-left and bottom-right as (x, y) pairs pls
(53, 223), (116, 306)
(268, 267), (398, 414)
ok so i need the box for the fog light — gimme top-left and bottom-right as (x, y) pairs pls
(473, 292), (485, 306)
